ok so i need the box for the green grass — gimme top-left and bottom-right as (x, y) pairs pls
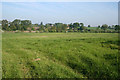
(87, 27), (98, 29)
(2, 32), (119, 78)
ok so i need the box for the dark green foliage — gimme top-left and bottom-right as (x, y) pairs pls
(9, 22), (16, 31)
(2, 20), (9, 31)
(2, 19), (32, 31)
(1, 19), (119, 33)
(32, 27), (35, 31)
(79, 23), (86, 31)
(101, 24), (108, 31)
(114, 25), (120, 32)
(12, 19), (21, 30)
(88, 25), (90, 27)
(73, 22), (80, 28)
(21, 20), (32, 30)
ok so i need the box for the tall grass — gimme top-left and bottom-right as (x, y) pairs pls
(2, 33), (119, 78)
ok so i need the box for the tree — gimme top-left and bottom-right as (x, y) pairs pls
(45, 24), (51, 32)
(73, 22), (79, 28)
(80, 26), (86, 31)
(97, 25), (101, 30)
(40, 22), (43, 25)
(80, 23), (84, 27)
(112, 25), (115, 29)
(21, 20), (32, 30)
(80, 23), (85, 31)
(101, 24), (108, 31)
(9, 22), (16, 31)
(2, 20), (9, 31)
(12, 19), (21, 30)
(39, 22), (44, 32)
(108, 26), (111, 29)
(88, 25), (90, 27)
(51, 26), (56, 32)
(114, 25), (120, 32)
(45, 23), (51, 28)
(72, 22), (80, 31)
(69, 23), (73, 29)
(62, 24), (67, 31)
(46, 23), (57, 32)
(32, 27), (35, 31)
(98, 25), (101, 28)
(39, 25), (44, 32)
(55, 23), (63, 32)
(34, 24), (39, 27)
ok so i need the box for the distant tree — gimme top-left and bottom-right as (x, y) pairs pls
(32, 27), (35, 31)
(2, 20), (9, 31)
(9, 22), (16, 31)
(45, 24), (51, 32)
(69, 23), (73, 29)
(108, 26), (111, 29)
(68, 28), (73, 32)
(21, 20), (32, 30)
(39, 26), (44, 32)
(12, 19), (21, 30)
(55, 23), (63, 32)
(45, 24), (51, 28)
(39, 22), (44, 32)
(40, 22), (43, 25)
(101, 24), (108, 31)
(80, 26), (86, 31)
(48, 23), (53, 26)
(98, 25), (101, 28)
(73, 22), (80, 31)
(80, 23), (84, 27)
(73, 22), (79, 28)
(51, 26), (56, 32)
(80, 23), (85, 31)
(114, 25), (120, 31)
(112, 25), (115, 29)
(88, 25), (90, 27)
(62, 24), (67, 31)
(1, 19), (117, 33)
(34, 24), (39, 26)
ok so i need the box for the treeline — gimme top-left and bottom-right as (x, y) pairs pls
(1, 19), (31, 31)
(0, 19), (120, 33)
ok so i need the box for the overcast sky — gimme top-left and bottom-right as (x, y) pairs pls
(2, 2), (118, 26)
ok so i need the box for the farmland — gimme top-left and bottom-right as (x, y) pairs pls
(2, 33), (119, 78)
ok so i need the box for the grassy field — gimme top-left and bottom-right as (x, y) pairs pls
(87, 27), (98, 30)
(2, 33), (119, 78)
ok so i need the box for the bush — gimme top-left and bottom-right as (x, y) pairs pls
(15, 30), (21, 33)
(36, 31), (39, 33)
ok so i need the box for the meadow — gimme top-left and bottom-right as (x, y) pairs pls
(2, 33), (119, 78)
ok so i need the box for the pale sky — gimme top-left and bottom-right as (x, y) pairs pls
(2, 2), (118, 27)
(1, 0), (120, 2)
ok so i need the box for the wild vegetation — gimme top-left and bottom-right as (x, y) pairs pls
(2, 33), (119, 78)
(1, 19), (120, 33)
